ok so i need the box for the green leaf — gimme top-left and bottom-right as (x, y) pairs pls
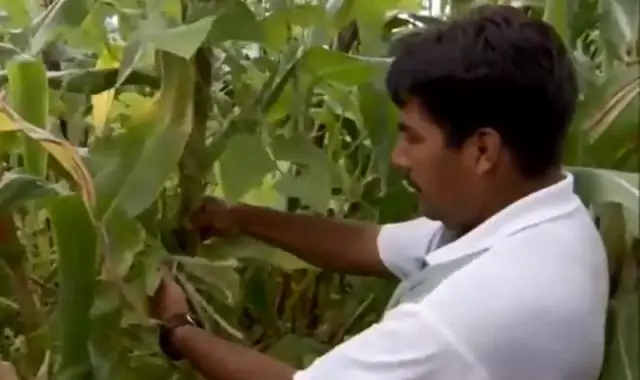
(0, 43), (21, 64)
(176, 270), (245, 339)
(543, 0), (571, 46)
(599, 238), (639, 380)
(585, 93), (639, 171)
(358, 82), (398, 179)
(142, 246), (165, 296)
(0, 0), (30, 28)
(147, 17), (215, 59)
(570, 166), (639, 236)
(206, 0), (263, 44)
(48, 194), (98, 380)
(271, 135), (332, 212)
(585, 78), (640, 144)
(0, 170), (65, 211)
(115, 38), (151, 89)
(103, 208), (145, 277)
(275, 170), (331, 213)
(351, 0), (421, 55)
(201, 238), (312, 271)
(174, 256), (241, 305)
(6, 54), (49, 176)
(30, 0), (92, 54)
(94, 51), (196, 220)
(566, 65), (639, 166)
(300, 47), (390, 86)
(0, 67), (160, 95)
(0, 296), (18, 312)
(259, 57), (300, 114)
(0, 110), (96, 207)
(600, 0), (639, 50)
(218, 133), (276, 202)
(262, 4), (326, 49)
(267, 334), (329, 368)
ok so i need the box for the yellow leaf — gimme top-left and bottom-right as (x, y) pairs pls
(0, 109), (95, 208)
(91, 47), (121, 135)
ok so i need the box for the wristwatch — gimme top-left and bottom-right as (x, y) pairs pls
(159, 313), (203, 361)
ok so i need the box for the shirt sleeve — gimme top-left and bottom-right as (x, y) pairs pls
(377, 218), (442, 280)
(292, 302), (488, 380)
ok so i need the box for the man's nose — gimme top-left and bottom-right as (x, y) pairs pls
(390, 142), (410, 170)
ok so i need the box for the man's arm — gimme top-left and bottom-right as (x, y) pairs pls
(166, 302), (484, 380)
(195, 199), (390, 277)
(168, 325), (295, 380)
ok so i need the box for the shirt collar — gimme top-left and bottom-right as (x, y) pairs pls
(425, 171), (581, 266)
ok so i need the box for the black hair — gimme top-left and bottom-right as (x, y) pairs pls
(386, 5), (578, 178)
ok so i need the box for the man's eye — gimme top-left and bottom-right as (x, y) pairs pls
(404, 131), (422, 144)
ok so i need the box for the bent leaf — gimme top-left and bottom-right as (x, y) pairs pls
(0, 105), (95, 207)
(147, 17), (215, 59)
(94, 51), (195, 220)
(0, 170), (65, 211)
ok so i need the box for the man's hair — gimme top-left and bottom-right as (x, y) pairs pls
(386, 5), (578, 177)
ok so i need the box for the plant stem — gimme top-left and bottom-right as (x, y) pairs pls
(177, 47), (213, 256)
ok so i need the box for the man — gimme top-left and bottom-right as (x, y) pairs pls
(149, 5), (609, 380)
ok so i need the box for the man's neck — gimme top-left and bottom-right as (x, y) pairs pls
(453, 168), (565, 236)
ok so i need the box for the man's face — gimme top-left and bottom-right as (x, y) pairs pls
(391, 101), (494, 228)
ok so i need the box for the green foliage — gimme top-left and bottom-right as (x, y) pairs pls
(571, 167), (639, 380)
(0, 0), (637, 379)
(48, 195), (97, 379)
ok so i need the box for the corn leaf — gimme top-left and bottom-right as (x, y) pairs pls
(0, 170), (65, 211)
(0, 102), (95, 207)
(48, 194), (98, 380)
(91, 47), (121, 136)
(6, 54), (49, 176)
(93, 51), (195, 221)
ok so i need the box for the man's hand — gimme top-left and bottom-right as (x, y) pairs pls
(149, 268), (190, 322)
(186, 196), (389, 277)
(188, 196), (240, 240)
(147, 267), (297, 380)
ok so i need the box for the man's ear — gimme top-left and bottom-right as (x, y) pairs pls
(472, 128), (502, 174)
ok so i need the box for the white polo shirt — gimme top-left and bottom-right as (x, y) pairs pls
(294, 173), (609, 380)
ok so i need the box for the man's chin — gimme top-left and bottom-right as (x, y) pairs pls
(418, 201), (435, 220)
